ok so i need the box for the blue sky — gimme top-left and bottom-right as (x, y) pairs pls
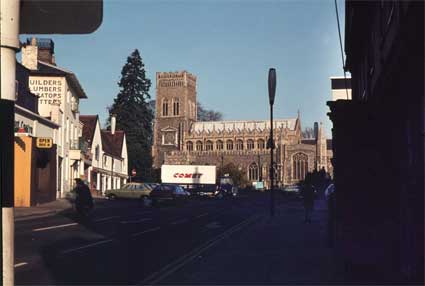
(20, 0), (346, 137)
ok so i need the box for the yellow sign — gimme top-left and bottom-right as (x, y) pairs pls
(36, 138), (53, 149)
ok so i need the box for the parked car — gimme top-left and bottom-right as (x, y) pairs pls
(105, 183), (152, 203)
(149, 184), (190, 206)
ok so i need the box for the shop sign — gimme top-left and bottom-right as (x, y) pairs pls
(29, 78), (63, 106)
(14, 120), (33, 134)
(36, 138), (53, 149)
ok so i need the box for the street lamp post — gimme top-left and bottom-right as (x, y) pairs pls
(268, 68), (276, 217)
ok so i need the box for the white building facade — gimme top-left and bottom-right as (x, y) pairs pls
(80, 115), (128, 195)
(21, 38), (87, 197)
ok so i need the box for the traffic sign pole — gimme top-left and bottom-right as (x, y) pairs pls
(1, 0), (20, 284)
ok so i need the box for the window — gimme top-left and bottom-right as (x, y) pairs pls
(293, 153), (308, 181)
(236, 139), (244, 150)
(226, 140), (233, 150)
(162, 99), (169, 116)
(257, 139), (265, 149)
(206, 140), (213, 151)
(216, 140), (223, 150)
(247, 139), (254, 150)
(196, 141), (203, 151)
(95, 145), (100, 161)
(248, 163), (258, 181)
(173, 98), (180, 116)
(186, 141), (193, 151)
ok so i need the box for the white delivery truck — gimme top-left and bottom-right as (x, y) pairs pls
(161, 165), (217, 196)
(161, 165), (238, 198)
(161, 165), (216, 184)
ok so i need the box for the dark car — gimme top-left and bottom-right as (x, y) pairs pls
(149, 184), (190, 206)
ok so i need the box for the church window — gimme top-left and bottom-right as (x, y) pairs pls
(216, 140), (223, 150)
(257, 139), (265, 149)
(162, 99), (169, 116)
(247, 139), (254, 150)
(196, 141), (203, 151)
(173, 98), (180, 116)
(292, 153), (308, 181)
(226, 140), (233, 150)
(206, 140), (213, 151)
(248, 163), (259, 181)
(186, 141), (193, 151)
(236, 140), (244, 150)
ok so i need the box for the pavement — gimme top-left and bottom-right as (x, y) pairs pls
(150, 197), (346, 285)
(14, 197), (108, 221)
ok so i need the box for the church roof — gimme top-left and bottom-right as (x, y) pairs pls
(190, 119), (297, 133)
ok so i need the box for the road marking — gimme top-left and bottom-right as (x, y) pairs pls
(135, 211), (152, 216)
(14, 262), (28, 268)
(32, 222), (78, 232)
(131, 227), (160, 237)
(205, 221), (222, 229)
(195, 213), (208, 218)
(61, 239), (114, 254)
(139, 215), (259, 285)
(171, 219), (188, 225)
(121, 218), (152, 224)
(94, 216), (120, 223)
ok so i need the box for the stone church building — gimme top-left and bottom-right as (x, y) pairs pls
(152, 71), (333, 187)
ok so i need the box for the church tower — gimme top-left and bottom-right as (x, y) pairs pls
(152, 71), (197, 168)
(314, 122), (328, 171)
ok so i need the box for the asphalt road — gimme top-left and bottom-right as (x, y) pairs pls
(15, 191), (290, 285)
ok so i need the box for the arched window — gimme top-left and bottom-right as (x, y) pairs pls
(247, 139), (254, 150)
(236, 139), (244, 150)
(248, 163), (258, 181)
(196, 141), (203, 151)
(226, 140), (233, 150)
(162, 99), (169, 116)
(292, 153), (309, 181)
(206, 140), (213, 151)
(216, 140), (223, 150)
(257, 139), (265, 149)
(173, 98), (180, 116)
(186, 141), (193, 151)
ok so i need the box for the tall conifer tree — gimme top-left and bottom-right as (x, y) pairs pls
(108, 49), (153, 179)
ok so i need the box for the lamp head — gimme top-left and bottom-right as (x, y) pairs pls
(268, 68), (276, 105)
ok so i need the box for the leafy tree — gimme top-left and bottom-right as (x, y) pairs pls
(218, 163), (248, 188)
(197, 102), (223, 121)
(302, 127), (315, 139)
(107, 49), (153, 180)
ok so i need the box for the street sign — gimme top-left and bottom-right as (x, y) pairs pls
(20, 0), (103, 34)
(131, 169), (137, 176)
(36, 137), (53, 148)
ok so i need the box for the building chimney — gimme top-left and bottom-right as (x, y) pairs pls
(22, 37), (38, 70)
(111, 115), (116, 135)
(36, 38), (55, 65)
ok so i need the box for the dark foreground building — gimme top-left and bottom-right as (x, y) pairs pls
(328, 1), (424, 283)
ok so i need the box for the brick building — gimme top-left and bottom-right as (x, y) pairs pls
(152, 71), (333, 187)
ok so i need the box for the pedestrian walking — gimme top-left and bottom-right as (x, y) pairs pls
(73, 178), (94, 217)
(302, 174), (315, 223)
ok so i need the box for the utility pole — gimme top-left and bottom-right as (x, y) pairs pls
(268, 68), (276, 217)
(1, 1), (20, 284)
(1, 1), (103, 284)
